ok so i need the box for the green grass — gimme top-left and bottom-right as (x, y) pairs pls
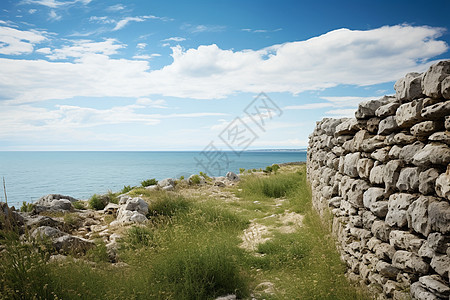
(0, 165), (368, 300)
(88, 194), (108, 210)
(141, 178), (158, 187)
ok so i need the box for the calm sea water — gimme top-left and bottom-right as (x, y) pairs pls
(0, 151), (306, 207)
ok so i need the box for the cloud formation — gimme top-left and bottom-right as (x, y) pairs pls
(0, 26), (46, 54)
(0, 25), (447, 104)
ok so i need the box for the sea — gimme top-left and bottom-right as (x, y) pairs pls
(0, 151), (307, 207)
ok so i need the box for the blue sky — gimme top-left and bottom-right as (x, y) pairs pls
(0, 0), (449, 151)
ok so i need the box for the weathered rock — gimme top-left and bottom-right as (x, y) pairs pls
(410, 281), (439, 300)
(346, 179), (370, 208)
(371, 201), (389, 218)
(114, 208), (147, 225)
(376, 102), (401, 118)
(411, 121), (444, 141)
(378, 116), (399, 135)
(428, 131), (450, 145)
(357, 158), (374, 179)
(371, 147), (390, 163)
(158, 178), (175, 188)
(376, 261), (400, 279)
(393, 132), (417, 145)
(421, 60), (450, 98)
(53, 235), (94, 254)
(372, 220), (391, 242)
(424, 232), (449, 254)
(374, 242), (396, 260)
(24, 215), (62, 229)
(392, 250), (429, 274)
(399, 141), (425, 164)
(189, 174), (206, 185)
(385, 193), (416, 227)
(361, 135), (386, 152)
(388, 145), (402, 159)
(419, 275), (450, 298)
(35, 194), (78, 206)
(226, 171), (239, 181)
(396, 167), (419, 192)
(335, 118), (360, 136)
(343, 152), (360, 177)
(383, 160), (403, 193)
(389, 230), (423, 252)
(103, 203), (120, 215)
(430, 254), (449, 278)
(394, 72), (424, 102)
(446, 116), (450, 130)
(366, 117), (380, 133)
(413, 143), (450, 167)
(31, 226), (65, 239)
(396, 99), (424, 128)
(124, 197), (149, 215)
(363, 187), (385, 209)
(442, 75), (450, 99)
(369, 164), (385, 185)
(355, 97), (391, 119)
(419, 168), (440, 195)
(407, 196), (435, 236)
(435, 170), (450, 200)
(428, 201), (450, 234)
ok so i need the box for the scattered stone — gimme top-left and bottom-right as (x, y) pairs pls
(103, 203), (120, 215)
(158, 178), (175, 188)
(226, 171), (240, 181)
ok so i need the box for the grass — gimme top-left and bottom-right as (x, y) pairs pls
(88, 194), (108, 210)
(141, 178), (158, 187)
(0, 165), (368, 300)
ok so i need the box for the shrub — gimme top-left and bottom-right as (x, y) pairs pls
(264, 165), (273, 173)
(190, 174), (201, 185)
(141, 178), (158, 187)
(20, 201), (34, 212)
(272, 164), (280, 173)
(88, 194), (108, 210)
(179, 175), (184, 180)
(147, 194), (190, 217)
(126, 226), (155, 248)
(199, 171), (211, 181)
(121, 185), (133, 194)
(239, 168), (245, 174)
(106, 190), (118, 204)
(72, 201), (86, 210)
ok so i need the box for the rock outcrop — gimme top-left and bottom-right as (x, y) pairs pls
(307, 60), (450, 300)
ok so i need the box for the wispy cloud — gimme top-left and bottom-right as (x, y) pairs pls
(182, 24), (225, 33)
(48, 9), (61, 21)
(241, 28), (282, 33)
(0, 26), (47, 55)
(106, 4), (125, 12)
(28, 8), (37, 14)
(20, 0), (92, 9)
(45, 38), (124, 60)
(132, 54), (160, 60)
(89, 16), (115, 24)
(136, 43), (147, 49)
(113, 15), (169, 31)
(161, 37), (185, 42)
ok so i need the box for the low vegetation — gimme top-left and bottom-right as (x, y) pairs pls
(0, 164), (368, 299)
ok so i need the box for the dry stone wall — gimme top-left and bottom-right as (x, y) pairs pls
(307, 60), (450, 300)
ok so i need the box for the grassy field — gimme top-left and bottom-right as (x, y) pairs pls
(0, 164), (368, 299)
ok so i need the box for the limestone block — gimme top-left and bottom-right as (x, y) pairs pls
(394, 72), (424, 102)
(419, 275), (450, 299)
(389, 230), (423, 252)
(396, 167), (419, 192)
(357, 158), (374, 179)
(351, 130), (370, 152)
(442, 75), (450, 99)
(393, 132), (417, 145)
(371, 147), (390, 163)
(366, 117), (380, 133)
(346, 179), (370, 208)
(421, 60), (450, 98)
(407, 196), (436, 236)
(430, 254), (449, 278)
(376, 261), (400, 279)
(355, 96), (391, 119)
(392, 250), (429, 274)
(335, 118), (359, 136)
(418, 168), (440, 195)
(446, 116), (450, 131)
(411, 120), (444, 140)
(388, 145), (402, 159)
(410, 282), (439, 300)
(374, 242), (396, 260)
(435, 170), (450, 200)
(378, 116), (399, 135)
(376, 101), (401, 118)
(396, 98), (425, 128)
(385, 193), (417, 227)
(413, 143), (450, 167)
(383, 160), (403, 193)
(428, 131), (450, 145)
(361, 135), (386, 152)
(371, 220), (392, 242)
(428, 201), (450, 234)
(399, 141), (424, 164)
(369, 164), (385, 185)
(363, 187), (385, 209)
(371, 201), (389, 218)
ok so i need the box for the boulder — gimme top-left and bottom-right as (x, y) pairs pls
(392, 250), (429, 274)
(369, 164), (385, 185)
(162, 185), (174, 191)
(366, 117), (380, 133)
(378, 116), (398, 135)
(226, 171), (240, 181)
(428, 131), (450, 145)
(413, 143), (450, 167)
(395, 99), (424, 128)
(442, 75), (450, 99)
(396, 167), (419, 192)
(31, 226), (65, 239)
(421, 60), (450, 98)
(335, 118), (360, 136)
(383, 160), (403, 193)
(189, 174), (206, 185)
(410, 282), (438, 300)
(435, 169), (450, 200)
(419, 275), (450, 298)
(363, 187), (385, 209)
(407, 196), (435, 236)
(399, 141), (425, 164)
(371, 147), (390, 163)
(394, 72), (424, 102)
(375, 261), (400, 279)
(53, 235), (94, 254)
(124, 197), (149, 215)
(33, 199), (73, 214)
(389, 230), (423, 252)
(393, 132), (417, 145)
(385, 193), (417, 228)
(421, 100), (450, 120)
(428, 201), (450, 234)
(103, 203), (120, 215)
(371, 220), (391, 242)
(410, 121), (444, 140)
(35, 194), (78, 206)
(430, 254), (450, 278)
(375, 102), (401, 118)
(355, 97), (391, 119)
(115, 208), (147, 225)
(343, 152), (360, 177)
(158, 178), (175, 188)
(357, 158), (374, 179)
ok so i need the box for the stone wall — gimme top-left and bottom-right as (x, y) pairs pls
(307, 60), (450, 300)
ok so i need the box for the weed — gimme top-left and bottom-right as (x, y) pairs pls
(189, 174), (201, 185)
(88, 194), (108, 210)
(121, 185), (133, 194)
(20, 201), (34, 212)
(147, 194), (191, 217)
(72, 200), (86, 210)
(141, 178), (158, 187)
(239, 168), (246, 174)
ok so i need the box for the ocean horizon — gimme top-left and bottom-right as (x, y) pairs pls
(0, 150), (307, 207)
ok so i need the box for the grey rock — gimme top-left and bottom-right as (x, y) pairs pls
(430, 254), (449, 278)
(383, 160), (403, 193)
(428, 131), (450, 145)
(361, 135), (386, 152)
(393, 132), (417, 145)
(115, 208), (147, 225)
(392, 250), (429, 274)
(363, 187), (385, 209)
(388, 145), (402, 159)
(435, 171), (450, 200)
(395, 99), (424, 128)
(399, 141), (425, 164)
(357, 158), (374, 179)
(366, 117), (380, 133)
(350, 130), (370, 152)
(35, 194), (78, 206)
(389, 230), (423, 252)
(371, 220), (391, 242)
(158, 178), (175, 188)
(189, 174), (206, 185)
(421, 60), (450, 98)
(145, 185), (159, 191)
(103, 203), (120, 215)
(396, 167), (419, 192)
(369, 164), (385, 185)
(421, 100), (450, 120)
(378, 116), (398, 135)
(31, 226), (65, 239)
(413, 143), (450, 167)
(162, 185), (174, 191)
(343, 152), (360, 177)
(407, 196), (435, 236)
(374, 242), (396, 260)
(446, 116), (450, 130)
(376, 101), (401, 118)
(419, 168), (440, 195)
(124, 197), (148, 215)
(419, 275), (450, 298)
(428, 201), (450, 234)
(426, 232), (449, 254)
(376, 261), (400, 279)
(346, 179), (370, 208)
(355, 97), (391, 119)
(385, 193), (416, 227)
(411, 121), (444, 140)
(328, 196), (342, 208)
(371, 201), (389, 218)
(410, 281), (438, 300)
(442, 75), (450, 99)
(53, 235), (94, 254)
(25, 215), (62, 229)
(214, 181), (226, 187)
(394, 72), (424, 102)
(226, 171), (240, 181)
(371, 147), (390, 163)
(335, 118), (360, 136)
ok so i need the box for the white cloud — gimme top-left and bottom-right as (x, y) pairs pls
(0, 26), (46, 55)
(182, 24), (226, 33)
(136, 98), (168, 108)
(0, 25), (447, 104)
(28, 8), (37, 14)
(283, 103), (333, 110)
(20, 0), (92, 8)
(133, 53), (161, 60)
(136, 42), (147, 49)
(113, 15), (167, 31)
(106, 4), (125, 12)
(89, 16), (115, 24)
(48, 9), (61, 21)
(242, 28), (282, 33)
(35, 47), (52, 54)
(324, 108), (356, 118)
(46, 38), (124, 59)
(162, 37), (185, 42)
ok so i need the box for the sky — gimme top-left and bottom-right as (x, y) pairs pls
(0, 0), (449, 151)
